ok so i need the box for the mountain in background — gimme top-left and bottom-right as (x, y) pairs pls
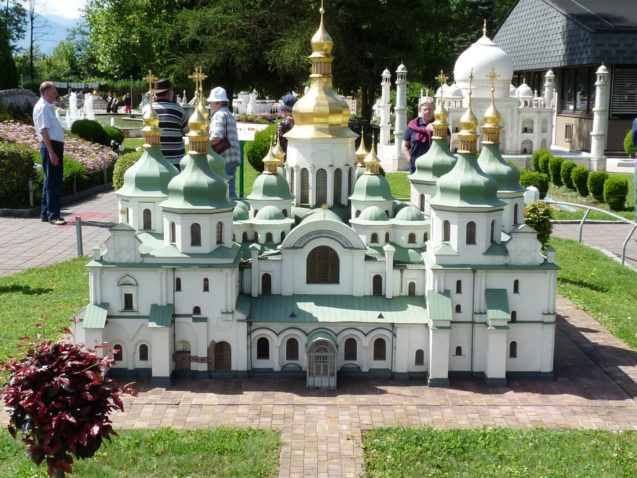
(16, 14), (81, 55)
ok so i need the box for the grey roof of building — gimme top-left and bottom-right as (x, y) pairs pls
(494, 0), (637, 69)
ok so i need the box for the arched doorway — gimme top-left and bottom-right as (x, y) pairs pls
(208, 341), (231, 371)
(307, 339), (336, 389)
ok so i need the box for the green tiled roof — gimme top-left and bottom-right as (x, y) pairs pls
(246, 294), (426, 324)
(117, 146), (178, 198)
(485, 289), (510, 320)
(410, 138), (456, 184)
(427, 290), (452, 321)
(248, 173), (294, 200)
(306, 329), (337, 351)
(477, 143), (525, 193)
(366, 245), (425, 263)
(83, 303), (109, 328)
(349, 173), (394, 201)
(149, 304), (174, 327)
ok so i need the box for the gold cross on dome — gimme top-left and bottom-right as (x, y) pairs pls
(143, 70), (157, 94)
(188, 66), (207, 92)
(435, 70), (448, 87)
(486, 67), (501, 84)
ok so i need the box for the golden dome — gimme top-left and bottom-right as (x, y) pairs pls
(457, 70), (479, 153)
(142, 102), (160, 129)
(310, 1), (333, 57)
(262, 139), (279, 174)
(273, 132), (286, 164)
(355, 128), (369, 165)
(483, 101), (501, 127)
(363, 134), (381, 174)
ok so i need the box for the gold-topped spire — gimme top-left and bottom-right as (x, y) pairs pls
(432, 70), (449, 138)
(272, 131), (286, 165)
(458, 70), (479, 153)
(363, 133), (381, 174)
(355, 128), (369, 166)
(482, 67), (502, 144)
(483, 19), (487, 37)
(142, 70), (161, 147)
(185, 67), (211, 154)
(311, 0), (333, 56)
(262, 137), (279, 174)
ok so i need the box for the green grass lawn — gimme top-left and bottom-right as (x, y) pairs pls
(0, 428), (280, 478)
(362, 427), (637, 477)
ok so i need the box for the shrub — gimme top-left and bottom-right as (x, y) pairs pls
(0, 329), (136, 477)
(560, 160), (577, 190)
(624, 130), (636, 157)
(523, 201), (553, 252)
(245, 122), (277, 173)
(603, 175), (629, 211)
(571, 166), (589, 197)
(531, 149), (550, 172)
(103, 125), (125, 145)
(113, 150), (143, 190)
(71, 119), (110, 146)
(0, 142), (36, 208)
(587, 170), (608, 202)
(548, 155), (563, 186)
(519, 170), (549, 199)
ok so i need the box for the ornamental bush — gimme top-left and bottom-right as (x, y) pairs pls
(560, 160), (577, 190)
(0, 329), (136, 477)
(587, 170), (608, 202)
(603, 175), (629, 211)
(531, 149), (550, 172)
(0, 142), (36, 208)
(624, 130), (636, 157)
(523, 201), (553, 252)
(519, 170), (549, 199)
(548, 155), (564, 186)
(537, 150), (552, 174)
(112, 150), (143, 190)
(245, 122), (277, 173)
(103, 125), (125, 145)
(71, 119), (110, 147)
(571, 166), (589, 197)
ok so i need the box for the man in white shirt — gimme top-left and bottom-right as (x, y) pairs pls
(33, 81), (66, 225)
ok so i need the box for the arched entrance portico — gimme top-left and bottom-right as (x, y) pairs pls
(306, 331), (337, 389)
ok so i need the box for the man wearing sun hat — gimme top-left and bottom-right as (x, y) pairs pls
(152, 78), (189, 167)
(208, 86), (240, 198)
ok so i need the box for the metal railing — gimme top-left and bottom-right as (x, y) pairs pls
(542, 199), (637, 266)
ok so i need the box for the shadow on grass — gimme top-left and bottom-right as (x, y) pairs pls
(0, 284), (52, 295)
(558, 277), (609, 293)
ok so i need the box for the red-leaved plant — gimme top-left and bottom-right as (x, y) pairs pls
(0, 323), (137, 477)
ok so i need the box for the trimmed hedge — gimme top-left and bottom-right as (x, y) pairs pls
(245, 122), (277, 173)
(71, 119), (110, 147)
(603, 175), (628, 211)
(532, 149), (550, 172)
(624, 130), (636, 157)
(587, 171), (608, 202)
(113, 151), (143, 190)
(103, 125), (125, 145)
(537, 150), (551, 174)
(548, 155), (563, 186)
(519, 170), (549, 199)
(0, 142), (36, 208)
(561, 160), (577, 190)
(571, 166), (589, 197)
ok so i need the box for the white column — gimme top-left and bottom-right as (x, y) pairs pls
(394, 64), (408, 161)
(294, 166), (301, 206)
(485, 327), (507, 386)
(90, 269), (101, 305)
(543, 70), (554, 108)
(428, 325), (450, 386)
(326, 165), (334, 207)
(383, 244), (395, 299)
(590, 64), (610, 171)
(380, 69), (392, 145)
(250, 245), (260, 297)
(158, 269), (166, 306)
(150, 327), (172, 380)
(309, 165), (316, 207)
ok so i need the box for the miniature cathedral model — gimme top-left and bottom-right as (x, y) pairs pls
(75, 3), (558, 389)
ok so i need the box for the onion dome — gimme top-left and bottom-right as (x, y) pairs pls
(142, 99), (161, 148)
(359, 205), (388, 221)
(477, 142), (525, 193)
(287, 1), (356, 139)
(363, 135), (381, 175)
(355, 129), (369, 166)
(255, 205), (285, 221)
(247, 142), (294, 201)
(397, 63), (407, 74)
(272, 132), (286, 165)
(261, 140), (279, 174)
(382, 68), (391, 77)
(207, 145), (230, 180)
(350, 174), (394, 202)
(515, 82), (533, 98)
(457, 72), (479, 154)
(394, 204), (425, 222)
(186, 92), (210, 155)
(482, 67), (503, 144)
(233, 205), (249, 221)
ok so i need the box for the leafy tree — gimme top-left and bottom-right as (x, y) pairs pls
(2, 0), (27, 53)
(41, 41), (81, 81)
(0, 22), (17, 88)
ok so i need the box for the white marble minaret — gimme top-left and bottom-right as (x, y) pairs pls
(379, 68), (392, 145)
(590, 64), (609, 172)
(543, 70), (555, 108)
(394, 63), (408, 161)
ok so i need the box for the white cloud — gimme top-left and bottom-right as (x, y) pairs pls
(35, 0), (87, 19)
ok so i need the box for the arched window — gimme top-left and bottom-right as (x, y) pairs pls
(143, 208), (152, 230)
(282, 209), (288, 217)
(139, 344), (148, 361)
(175, 277), (181, 292)
(216, 222), (223, 245)
(509, 341), (518, 358)
(355, 210), (361, 218)
(455, 346), (462, 356)
(372, 274), (383, 296)
(124, 293), (133, 310)
(511, 311), (517, 323)
(344, 338), (357, 360)
(290, 169), (295, 194)
(261, 273), (271, 295)
(257, 337), (269, 359)
(456, 280), (462, 294)
(423, 232), (428, 242)
(316, 168), (327, 204)
(455, 304), (462, 313)
(415, 349), (424, 365)
(280, 231), (286, 242)
(254, 232), (258, 241)
(443, 220), (451, 242)
(370, 232), (378, 243)
(348, 168), (353, 194)
(203, 278), (209, 292)
(113, 344), (123, 361)
(242, 232), (248, 242)
(191, 223), (201, 246)
(265, 232), (273, 243)
(408, 282), (416, 296)
(385, 232), (390, 243)
(301, 168), (309, 203)
(307, 246), (339, 283)
(253, 209), (259, 217)
(513, 204), (519, 225)
(513, 279), (519, 294)
(193, 306), (201, 315)
(334, 168), (342, 204)
(408, 233), (416, 244)
(373, 338), (386, 361)
(170, 221), (176, 243)
(490, 220), (495, 242)
(286, 338), (299, 361)
(419, 194), (425, 212)
(466, 221), (476, 245)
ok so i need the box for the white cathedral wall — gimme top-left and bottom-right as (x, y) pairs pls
(400, 269), (426, 297)
(448, 324), (472, 371)
(505, 324), (543, 372)
(258, 258), (283, 295)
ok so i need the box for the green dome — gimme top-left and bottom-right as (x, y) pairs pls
(358, 206), (388, 221)
(248, 173), (294, 201)
(301, 208), (344, 224)
(430, 152), (505, 209)
(207, 145), (230, 179)
(234, 199), (249, 212)
(117, 146), (178, 197)
(395, 205), (425, 221)
(350, 173), (394, 201)
(410, 138), (456, 184)
(255, 205), (285, 220)
(161, 153), (234, 210)
(356, 165), (366, 180)
(233, 205), (249, 220)
(477, 143), (525, 193)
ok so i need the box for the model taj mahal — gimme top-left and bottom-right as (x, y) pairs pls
(74, 5), (558, 389)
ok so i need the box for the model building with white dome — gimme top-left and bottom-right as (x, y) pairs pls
(74, 6), (558, 389)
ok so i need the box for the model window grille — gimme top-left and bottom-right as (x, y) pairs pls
(443, 220), (451, 242)
(490, 220), (495, 242)
(415, 349), (424, 365)
(509, 341), (518, 358)
(286, 338), (299, 361)
(123, 293), (133, 310)
(355, 210), (361, 218)
(281, 231), (286, 241)
(143, 208), (152, 230)
(290, 171), (295, 194)
(371, 232), (378, 243)
(191, 223), (201, 246)
(175, 277), (181, 291)
(372, 274), (383, 296)
(113, 344), (123, 361)
(344, 338), (357, 360)
(306, 246), (340, 284)
(193, 306), (201, 315)
(513, 204), (519, 225)
(254, 232), (258, 241)
(513, 279), (520, 294)
(170, 221), (176, 243)
(455, 346), (462, 356)
(242, 232), (248, 242)
(316, 168), (327, 204)
(301, 168), (309, 203)
(203, 278), (209, 292)
(216, 222), (223, 244)
(511, 311), (517, 323)
(455, 304), (462, 313)
(333, 168), (342, 204)
(265, 232), (273, 243)
(373, 338), (386, 361)
(408, 232), (416, 244)
(139, 344), (149, 361)
(261, 273), (272, 295)
(348, 168), (353, 195)
(408, 282), (416, 296)
(423, 232), (428, 242)
(466, 221), (476, 245)
(257, 337), (270, 360)
(385, 232), (390, 243)
(283, 209), (288, 217)
(419, 194), (425, 211)
(456, 280), (462, 294)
